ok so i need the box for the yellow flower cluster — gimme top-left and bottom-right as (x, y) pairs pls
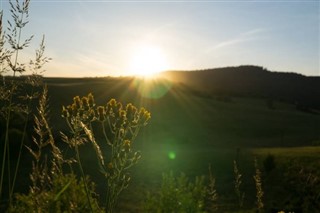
(62, 94), (151, 128)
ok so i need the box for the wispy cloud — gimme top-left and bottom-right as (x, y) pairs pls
(241, 28), (268, 37)
(211, 27), (269, 50)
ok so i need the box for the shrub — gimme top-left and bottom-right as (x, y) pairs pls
(9, 174), (104, 213)
(143, 171), (210, 213)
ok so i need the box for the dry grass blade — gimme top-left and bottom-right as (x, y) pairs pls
(80, 121), (105, 168)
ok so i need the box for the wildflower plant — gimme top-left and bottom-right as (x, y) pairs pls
(61, 94), (151, 212)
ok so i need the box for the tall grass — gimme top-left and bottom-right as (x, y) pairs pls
(9, 86), (103, 212)
(233, 160), (245, 209)
(0, 0), (50, 205)
(254, 158), (264, 212)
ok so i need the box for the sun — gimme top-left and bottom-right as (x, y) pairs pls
(128, 45), (169, 78)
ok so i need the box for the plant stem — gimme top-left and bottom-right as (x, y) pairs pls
(0, 89), (13, 202)
(10, 86), (34, 198)
(0, 8), (25, 202)
(75, 144), (93, 213)
(12, 13), (24, 77)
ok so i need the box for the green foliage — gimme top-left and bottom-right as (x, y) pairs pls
(282, 163), (320, 212)
(9, 174), (104, 213)
(143, 171), (210, 213)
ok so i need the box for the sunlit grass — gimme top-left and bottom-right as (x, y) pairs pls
(252, 146), (320, 157)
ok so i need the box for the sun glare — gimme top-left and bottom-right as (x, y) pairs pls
(128, 45), (169, 78)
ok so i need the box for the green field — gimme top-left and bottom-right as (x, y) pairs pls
(46, 77), (320, 212)
(45, 77), (320, 149)
(1, 77), (320, 212)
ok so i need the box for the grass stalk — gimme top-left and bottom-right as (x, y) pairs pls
(234, 160), (245, 209)
(0, 0), (31, 202)
(254, 158), (264, 212)
(74, 144), (93, 213)
(0, 90), (14, 202)
(10, 87), (34, 199)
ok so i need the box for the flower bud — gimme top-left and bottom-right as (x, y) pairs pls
(71, 103), (78, 116)
(108, 98), (116, 108)
(133, 151), (141, 164)
(97, 106), (106, 122)
(88, 109), (96, 121)
(107, 162), (114, 176)
(61, 106), (69, 118)
(139, 108), (151, 125)
(119, 110), (127, 125)
(107, 99), (117, 115)
(119, 128), (125, 138)
(126, 103), (137, 122)
(81, 96), (89, 110)
(116, 102), (122, 111)
(123, 140), (131, 153)
(73, 96), (82, 109)
(88, 93), (95, 107)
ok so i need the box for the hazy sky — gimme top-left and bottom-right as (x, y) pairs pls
(0, 0), (319, 77)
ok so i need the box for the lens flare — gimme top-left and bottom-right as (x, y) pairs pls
(168, 151), (176, 160)
(133, 78), (172, 99)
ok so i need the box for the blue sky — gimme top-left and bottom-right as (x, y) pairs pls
(0, 0), (319, 77)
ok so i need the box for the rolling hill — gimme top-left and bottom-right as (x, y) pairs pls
(160, 65), (320, 111)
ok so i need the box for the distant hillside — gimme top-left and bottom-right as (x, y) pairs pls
(161, 66), (320, 110)
(1, 71), (320, 150)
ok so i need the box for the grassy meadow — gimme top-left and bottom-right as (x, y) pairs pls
(2, 77), (318, 212)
